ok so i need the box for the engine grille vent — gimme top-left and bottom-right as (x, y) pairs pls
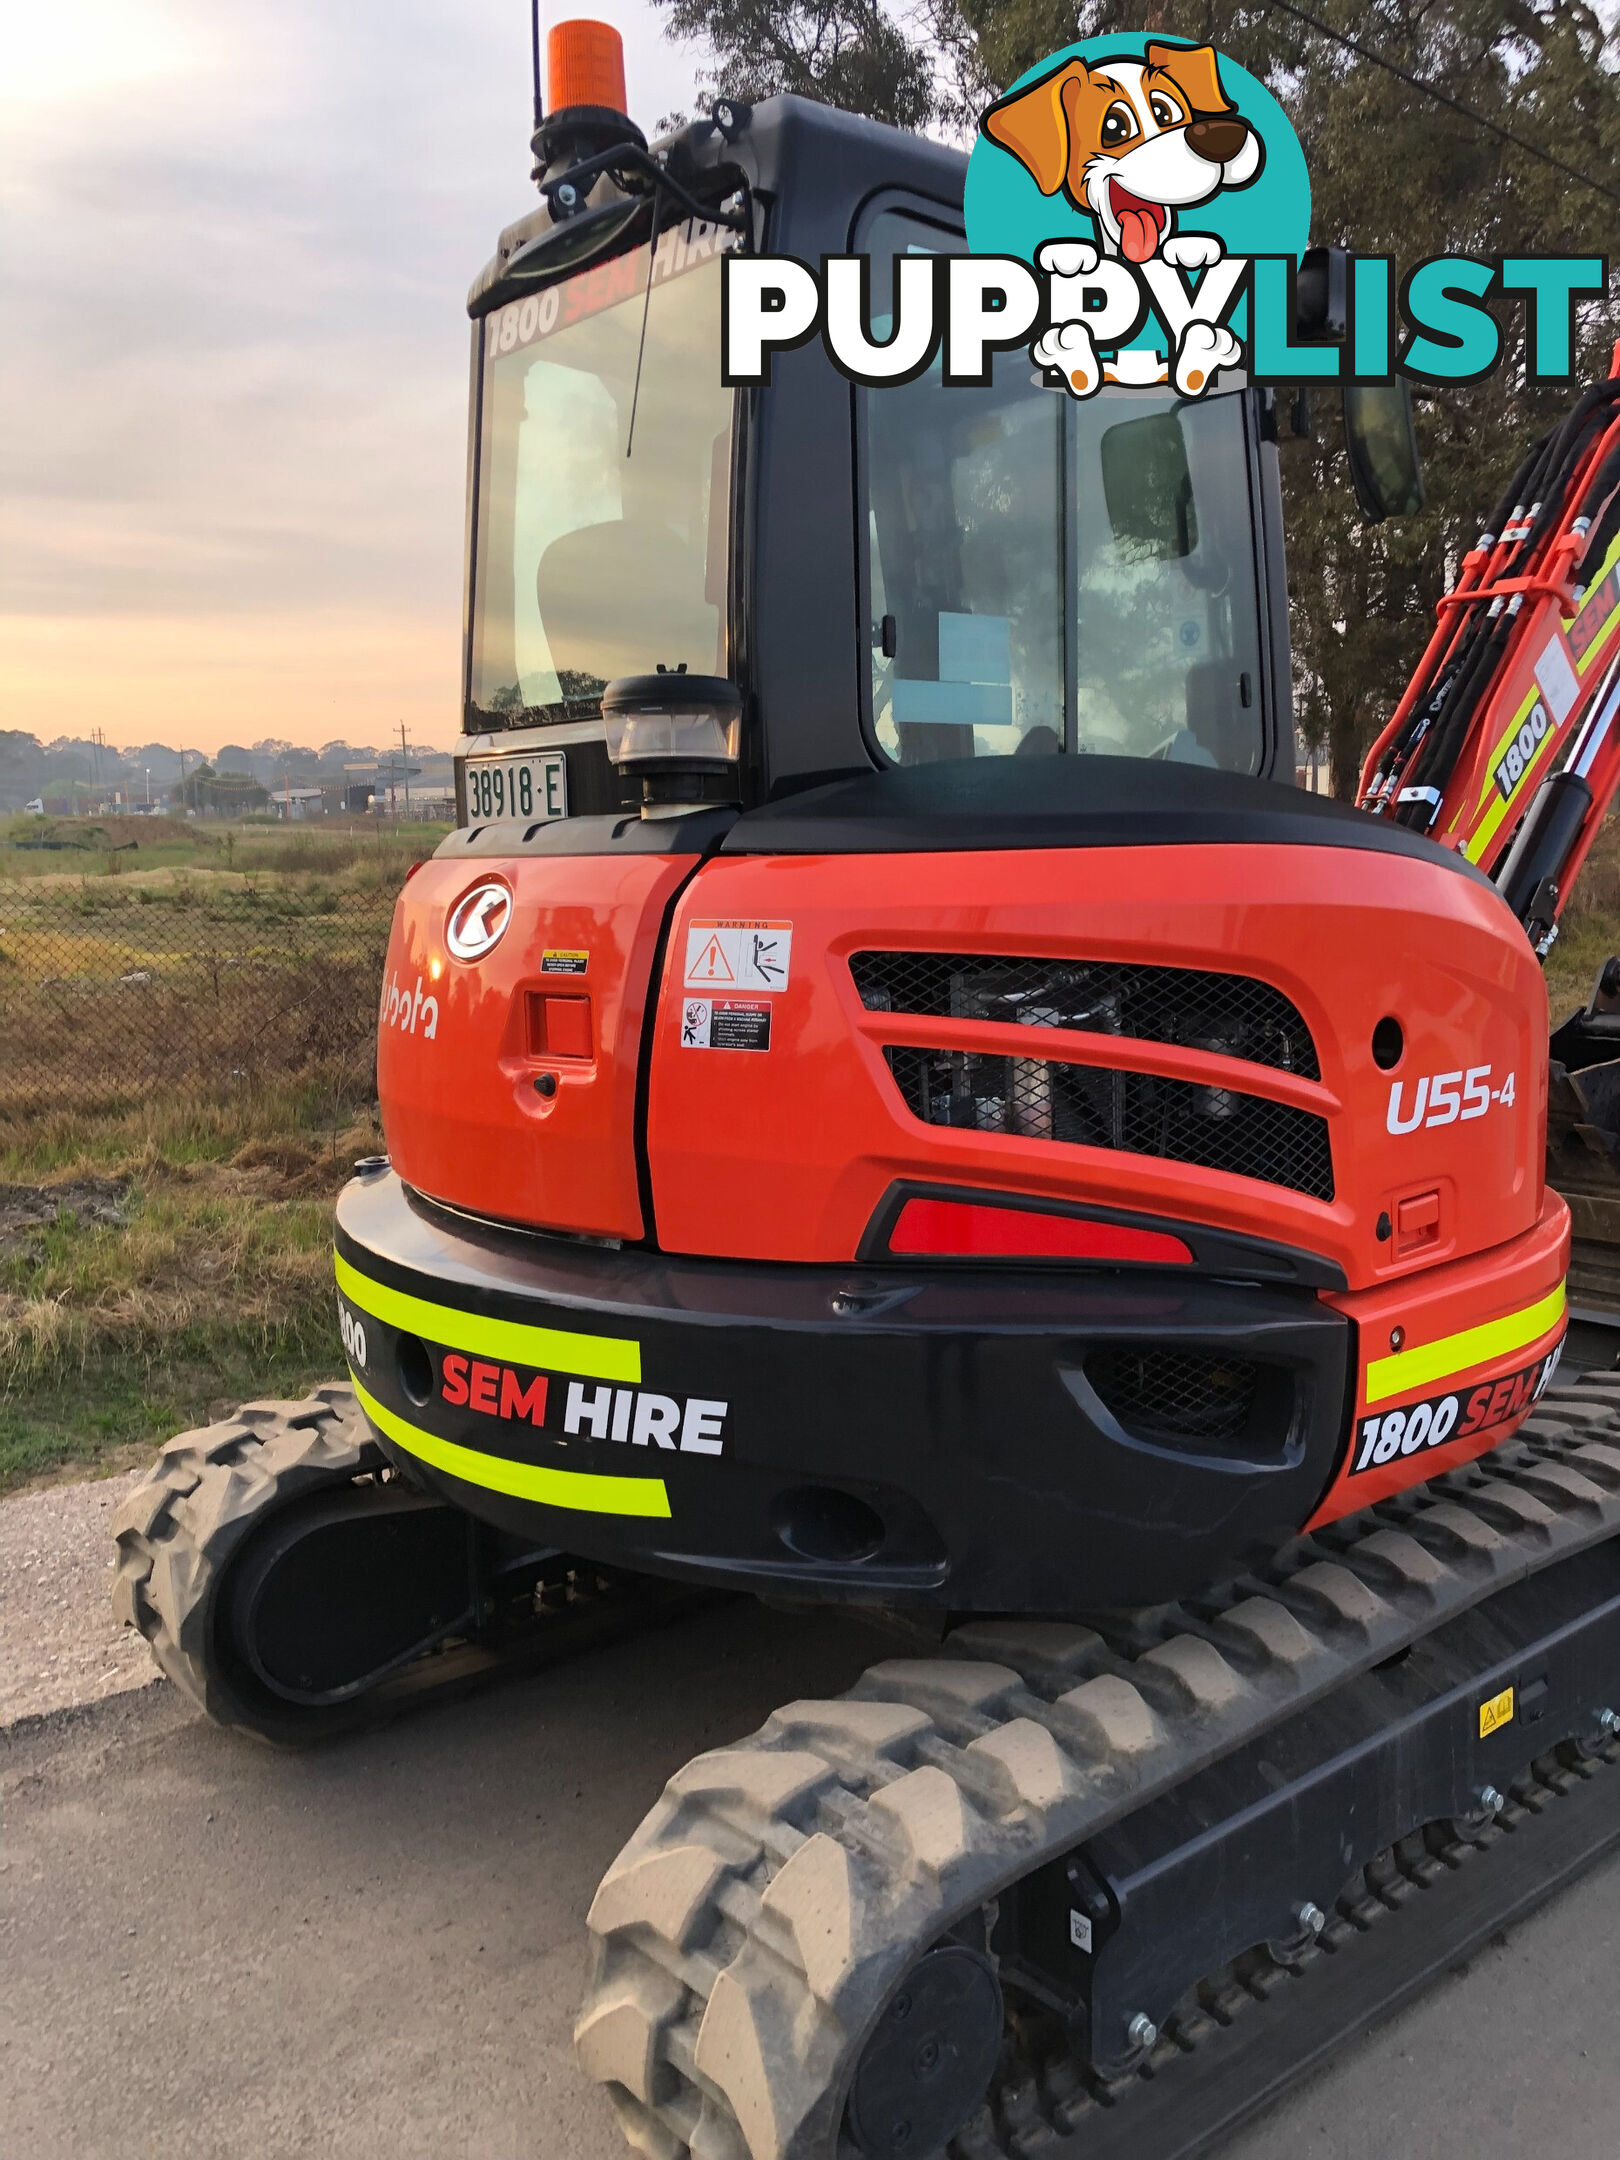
(1085, 1344), (1262, 1444)
(882, 1047), (1335, 1201)
(850, 952), (1320, 1081)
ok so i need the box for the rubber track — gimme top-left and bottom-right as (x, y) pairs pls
(111, 1383), (382, 1733)
(575, 1376), (1620, 2160)
(960, 1734), (1619, 2160)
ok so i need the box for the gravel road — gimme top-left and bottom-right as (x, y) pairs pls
(0, 1466), (155, 1725)
(3, 1473), (1619, 2160)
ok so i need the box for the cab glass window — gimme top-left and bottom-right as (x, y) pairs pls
(862, 211), (1265, 773)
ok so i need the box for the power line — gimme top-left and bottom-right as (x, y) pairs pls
(1266, 0), (1620, 210)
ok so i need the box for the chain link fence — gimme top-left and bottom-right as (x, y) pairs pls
(0, 865), (398, 1123)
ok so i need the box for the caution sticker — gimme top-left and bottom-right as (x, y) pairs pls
(1479, 1685), (1515, 1739)
(685, 919), (793, 993)
(682, 998), (771, 1051)
(542, 950), (588, 975)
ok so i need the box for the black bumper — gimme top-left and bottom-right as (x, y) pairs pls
(333, 1171), (1353, 1611)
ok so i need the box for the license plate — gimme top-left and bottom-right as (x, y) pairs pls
(463, 752), (567, 825)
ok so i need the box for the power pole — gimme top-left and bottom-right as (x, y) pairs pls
(400, 722), (411, 816)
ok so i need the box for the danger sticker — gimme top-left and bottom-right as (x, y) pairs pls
(542, 950), (588, 975)
(685, 919), (793, 993)
(682, 998), (771, 1051)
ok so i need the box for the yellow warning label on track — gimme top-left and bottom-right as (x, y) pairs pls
(1479, 1685), (1515, 1739)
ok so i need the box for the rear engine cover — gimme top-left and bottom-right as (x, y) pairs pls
(647, 841), (1546, 1293)
(377, 849), (690, 1238)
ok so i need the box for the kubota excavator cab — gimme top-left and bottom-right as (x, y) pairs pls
(343, 54), (1566, 1616)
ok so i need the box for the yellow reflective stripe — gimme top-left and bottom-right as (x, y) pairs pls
(1464, 686), (1544, 862)
(1474, 685), (1541, 811)
(351, 1375), (670, 1519)
(1577, 597), (1620, 674)
(1464, 789), (1509, 864)
(335, 1249), (640, 1384)
(1365, 1284), (1567, 1407)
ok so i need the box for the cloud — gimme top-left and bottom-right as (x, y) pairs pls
(0, 0), (699, 750)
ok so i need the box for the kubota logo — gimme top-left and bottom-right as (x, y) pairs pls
(446, 880), (512, 961)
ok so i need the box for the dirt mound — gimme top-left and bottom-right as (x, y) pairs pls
(224, 1138), (353, 1196)
(0, 1178), (129, 1256)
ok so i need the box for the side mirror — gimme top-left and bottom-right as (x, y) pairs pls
(1342, 382), (1425, 523)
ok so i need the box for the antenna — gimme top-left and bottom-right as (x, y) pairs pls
(530, 0), (543, 131)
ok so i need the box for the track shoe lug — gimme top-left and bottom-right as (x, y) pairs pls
(945, 1621), (1106, 1684)
(1468, 1479), (1559, 1533)
(1509, 1461), (1610, 1508)
(1053, 1672), (1165, 1762)
(1407, 1501), (1507, 1558)
(694, 1968), (806, 2160)
(759, 1834), (865, 1999)
(1281, 1561), (1391, 1634)
(1139, 1635), (1249, 1716)
(763, 1699), (930, 1767)
(1353, 1528), (1451, 1595)
(869, 1765), (984, 1877)
(966, 1719), (1081, 1815)
(590, 1845), (732, 1952)
(670, 1750), (835, 1823)
(1212, 1596), (1318, 1671)
(575, 1963), (688, 2104)
(855, 1660), (1023, 1724)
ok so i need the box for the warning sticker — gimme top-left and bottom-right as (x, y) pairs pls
(541, 950), (588, 975)
(1478, 1685), (1515, 1739)
(1535, 635), (1580, 724)
(685, 920), (793, 993)
(682, 998), (772, 1051)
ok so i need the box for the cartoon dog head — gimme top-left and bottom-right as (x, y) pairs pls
(982, 42), (1262, 263)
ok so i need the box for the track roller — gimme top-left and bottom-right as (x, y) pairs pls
(844, 1944), (1003, 2158)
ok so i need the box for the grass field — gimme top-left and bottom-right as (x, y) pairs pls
(0, 814), (446, 1492)
(4, 804), (1620, 1497)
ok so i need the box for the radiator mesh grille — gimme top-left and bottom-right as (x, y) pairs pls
(882, 1046), (1335, 1201)
(851, 952), (1319, 1081)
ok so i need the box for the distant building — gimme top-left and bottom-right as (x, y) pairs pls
(342, 761), (379, 814)
(268, 786), (326, 821)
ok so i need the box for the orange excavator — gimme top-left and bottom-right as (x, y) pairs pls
(117, 25), (1620, 2158)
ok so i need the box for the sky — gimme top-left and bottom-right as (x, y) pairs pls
(0, 0), (702, 753)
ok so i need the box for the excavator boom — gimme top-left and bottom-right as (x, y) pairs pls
(1359, 355), (1620, 956)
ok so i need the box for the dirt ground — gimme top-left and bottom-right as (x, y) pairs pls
(0, 1463), (152, 1722)
(4, 1470), (1620, 2160)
